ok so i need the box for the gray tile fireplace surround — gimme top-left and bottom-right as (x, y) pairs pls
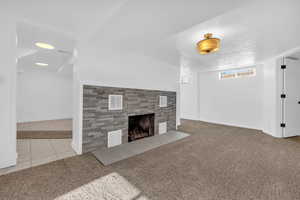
(82, 85), (177, 153)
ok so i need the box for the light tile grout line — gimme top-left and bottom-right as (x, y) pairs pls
(0, 139), (76, 176)
(29, 139), (32, 167)
(16, 139), (32, 166)
(49, 139), (59, 160)
(0, 139), (75, 176)
(30, 139), (55, 166)
(49, 139), (60, 159)
(48, 139), (76, 160)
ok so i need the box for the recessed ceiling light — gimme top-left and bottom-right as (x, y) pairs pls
(35, 62), (48, 67)
(35, 42), (55, 50)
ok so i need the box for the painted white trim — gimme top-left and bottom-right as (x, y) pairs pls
(262, 130), (282, 138)
(0, 152), (17, 169)
(176, 79), (181, 128)
(71, 141), (81, 155)
(78, 83), (83, 154)
(6, 26), (17, 169)
(180, 116), (199, 122)
(71, 80), (83, 155)
(188, 118), (262, 131)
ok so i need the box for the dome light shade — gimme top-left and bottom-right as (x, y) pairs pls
(35, 42), (55, 50)
(197, 33), (220, 54)
(35, 62), (48, 66)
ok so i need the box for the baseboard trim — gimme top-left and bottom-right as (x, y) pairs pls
(181, 118), (262, 131)
(0, 152), (17, 169)
(72, 141), (82, 155)
(265, 132), (282, 138)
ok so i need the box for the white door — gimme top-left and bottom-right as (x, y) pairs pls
(284, 58), (300, 137)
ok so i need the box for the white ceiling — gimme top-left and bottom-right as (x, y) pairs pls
(288, 51), (300, 60)
(17, 21), (75, 75)
(175, 0), (300, 71)
(17, 22), (75, 53)
(83, 0), (249, 66)
(9, 0), (300, 72)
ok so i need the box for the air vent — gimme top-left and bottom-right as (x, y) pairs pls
(159, 96), (167, 107)
(108, 95), (123, 110)
(107, 129), (122, 148)
(159, 122), (167, 134)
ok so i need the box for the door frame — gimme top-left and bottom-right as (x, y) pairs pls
(280, 55), (300, 137)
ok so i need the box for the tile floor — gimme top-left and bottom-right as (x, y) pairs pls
(0, 139), (76, 176)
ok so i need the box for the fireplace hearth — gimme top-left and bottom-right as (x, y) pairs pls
(128, 113), (155, 142)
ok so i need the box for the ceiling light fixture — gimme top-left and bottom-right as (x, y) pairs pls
(35, 42), (55, 50)
(197, 33), (220, 54)
(35, 62), (48, 66)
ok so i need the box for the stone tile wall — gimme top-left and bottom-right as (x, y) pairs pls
(82, 85), (176, 152)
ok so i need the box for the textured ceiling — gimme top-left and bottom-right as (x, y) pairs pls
(83, 0), (248, 66)
(175, 0), (300, 71)
(10, 0), (300, 73)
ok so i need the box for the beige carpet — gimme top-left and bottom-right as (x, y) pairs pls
(1, 119), (300, 200)
(54, 172), (150, 200)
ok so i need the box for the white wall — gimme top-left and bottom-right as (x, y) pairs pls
(197, 67), (263, 130)
(261, 58), (281, 137)
(180, 59), (284, 137)
(71, 45), (180, 154)
(0, 19), (17, 168)
(17, 71), (73, 122)
(77, 48), (179, 92)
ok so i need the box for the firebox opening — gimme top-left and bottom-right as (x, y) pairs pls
(128, 113), (155, 142)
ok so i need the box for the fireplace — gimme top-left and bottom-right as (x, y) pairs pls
(128, 113), (155, 142)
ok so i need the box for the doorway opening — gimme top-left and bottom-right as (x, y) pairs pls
(13, 21), (77, 172)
